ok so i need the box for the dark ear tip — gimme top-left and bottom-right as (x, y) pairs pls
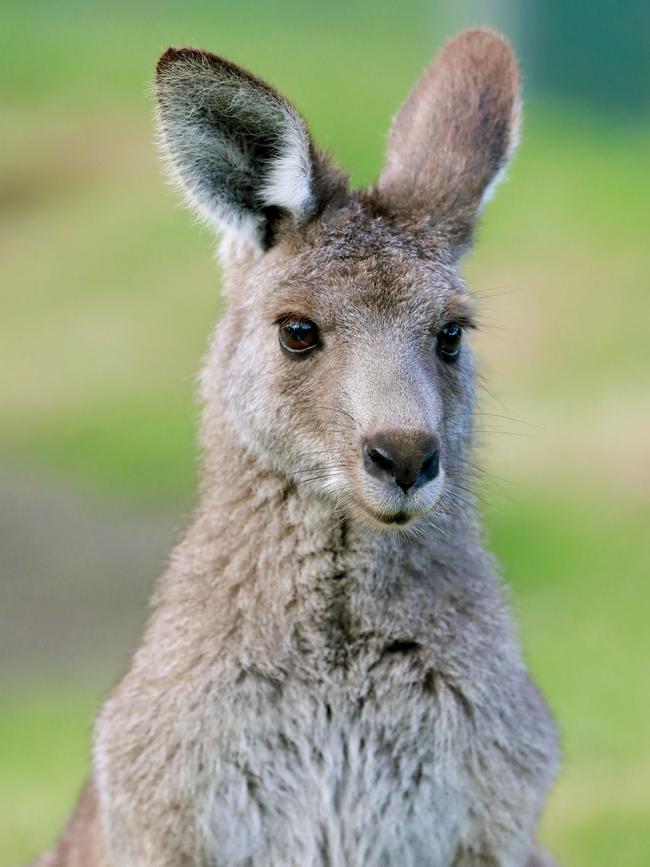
(155, 46), (272, 96)
(156, 46), (218, 78)
(157, 46), (187, 73)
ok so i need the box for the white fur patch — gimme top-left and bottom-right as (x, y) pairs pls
(260, 113), (314, 218)
(479, 99), (522, 212)
(479, 163), (508, 210)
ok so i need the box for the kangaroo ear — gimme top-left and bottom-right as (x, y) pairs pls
(155, 47), (341, 254)
(376, 29), (521, 249)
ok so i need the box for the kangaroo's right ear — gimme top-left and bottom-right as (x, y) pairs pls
(155, 48), (343, 254)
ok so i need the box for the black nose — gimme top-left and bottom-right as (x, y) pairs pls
(363, 431), (440, 493)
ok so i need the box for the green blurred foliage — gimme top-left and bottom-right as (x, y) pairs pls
(1, 1), (649, 865)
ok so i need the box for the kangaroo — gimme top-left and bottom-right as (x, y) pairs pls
(33, 28), (560, 867)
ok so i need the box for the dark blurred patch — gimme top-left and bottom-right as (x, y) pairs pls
(0, 157), (87, 217)
(526, 0), (650, 115)
(0, 463), (183, 683)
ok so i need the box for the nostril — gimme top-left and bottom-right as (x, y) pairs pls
(418, 449), (440, 485)
(366, 444), (394, 473)
(363, 439), (397, 481)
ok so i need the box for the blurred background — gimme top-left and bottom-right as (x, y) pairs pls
(1, 0), (649, 864)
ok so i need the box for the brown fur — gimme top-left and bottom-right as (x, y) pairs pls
(377, 29), (520, 247)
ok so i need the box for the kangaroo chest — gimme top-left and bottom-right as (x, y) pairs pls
(99, 544), (553, 867)
(197, 653), (478, 867)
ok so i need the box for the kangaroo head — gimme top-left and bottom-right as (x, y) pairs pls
(155, 29), (520, 529)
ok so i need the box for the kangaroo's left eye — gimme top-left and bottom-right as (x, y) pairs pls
(278, 319), (321, 355)
(436, 322), (463, 363)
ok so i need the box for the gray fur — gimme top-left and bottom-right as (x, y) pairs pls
(155, 47), (332, 251)
(33, 29), (559, 867)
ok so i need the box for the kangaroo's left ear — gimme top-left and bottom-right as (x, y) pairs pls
(375, 29), (521, 251)
(155, 47), (344, 255)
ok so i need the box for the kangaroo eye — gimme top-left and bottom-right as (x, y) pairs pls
(436, 322), (463, 363)
(278, 319), (321, 355)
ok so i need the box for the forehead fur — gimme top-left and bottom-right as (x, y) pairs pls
(249, 195), (473, 328)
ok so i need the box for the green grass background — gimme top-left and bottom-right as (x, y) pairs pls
(1, 1), (649, 864)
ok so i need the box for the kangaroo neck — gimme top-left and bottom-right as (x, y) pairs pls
(193, 417), (476, 598)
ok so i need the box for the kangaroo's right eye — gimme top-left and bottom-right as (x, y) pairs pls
(278, 319), (321, 356)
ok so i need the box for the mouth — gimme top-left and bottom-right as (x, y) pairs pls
(355, 501), (419, 528)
